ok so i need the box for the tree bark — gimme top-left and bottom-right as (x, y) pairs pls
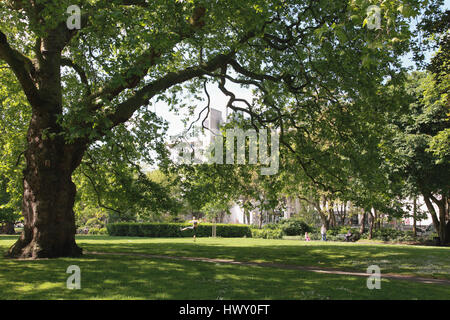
(328, 200), (336, 228)
(368, 209), (374, 240)
(423, 193), (449, 245)
(359, 211), (366, 235)
(373, 209), (379, 231)
(6, 107), (86, 258)
(316, 198), (330, 230)
(437, 196), (448, 244)
(413, 197), (417, 237)
(376, 212), (381, 230)
(3, 29), (91, 258)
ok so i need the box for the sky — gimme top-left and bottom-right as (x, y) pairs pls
(153, 80), (251, 138)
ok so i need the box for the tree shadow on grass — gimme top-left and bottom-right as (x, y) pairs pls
(1, 251), (449, 300)
(75, 237), (450, 279)
(2, 235), (450, 294)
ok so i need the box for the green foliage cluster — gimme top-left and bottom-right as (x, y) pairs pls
(77, 226), (104, 235)
(322, 226), (361, 241)
(75, 207), (108, 229)
(326, 226), (359, 236)
(359, 229), (416, 242)
(0, 65), (29, 224)
(250, 228), (283, 239)
(106, 222), (252, 238)
(307, 233), (323, 241)
(86, 227), (108, 235)
(278, 219), (313, 236)
(250, 218), (313, 239)
(0, 179), (17, 225)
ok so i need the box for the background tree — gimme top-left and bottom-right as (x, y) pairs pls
(0, 178), (18, 234)
(388, 71), (449, 244)
(0, 62), (29, 234)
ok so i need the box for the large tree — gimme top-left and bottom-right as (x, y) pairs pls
(0, 0), (431, 258)
(390, 71), (449, 244)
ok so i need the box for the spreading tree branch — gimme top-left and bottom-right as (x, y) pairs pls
(106, 51), (237, 129)
(0, 30), (40, 105)
(61, 57), (91, 93)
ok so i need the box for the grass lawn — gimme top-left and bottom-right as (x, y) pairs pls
(0, 235), (449, 300)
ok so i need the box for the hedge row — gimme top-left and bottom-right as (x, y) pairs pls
(106, 222), (252, 238)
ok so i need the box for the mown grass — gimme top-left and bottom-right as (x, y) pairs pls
(75, 236), (450, 279)
(0, 235), (449, 300)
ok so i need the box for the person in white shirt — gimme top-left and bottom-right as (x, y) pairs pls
(321, 225), (327, 241)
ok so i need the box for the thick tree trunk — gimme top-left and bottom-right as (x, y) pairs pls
(5, 33), (91, 258)
(373, 209), (379, 231)
(7, 172), (82, 258)
(359, 212), (366, 235)
(413, 197), (417, 237)
(328, 201), (336, 228)
(446, 221), (450, 244)
(368, 210), (374, 240)
(341, 202), (347, 226)
(314, 200), (329, 230)
(438, 212), (449, 245)
(423, 193), (449, 245)
(314, 197), (330, 230)
(437, 198), (449, 245)
(7, 109), (86, 258)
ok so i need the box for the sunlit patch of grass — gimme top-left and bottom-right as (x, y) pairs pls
(1, 235), (449, 300)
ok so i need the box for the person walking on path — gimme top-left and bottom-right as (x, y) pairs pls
(180, 217), (200, 241)
(321, 225), (327, 241)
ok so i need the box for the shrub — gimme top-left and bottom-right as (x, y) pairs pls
(429, 232), (439, 240)
(251, 228), (283, 239)
(278, 218), (312, 236)
(327, 226), (357, 236)
(262, 223), (280, 230)
(324, 234), (340, 241)
(85, 217), (104, 228)
(308, 233), (322, 241)
(88, 227), (107, 235)
(106, 222), (252, 238)
(359, 228), (417, 242)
